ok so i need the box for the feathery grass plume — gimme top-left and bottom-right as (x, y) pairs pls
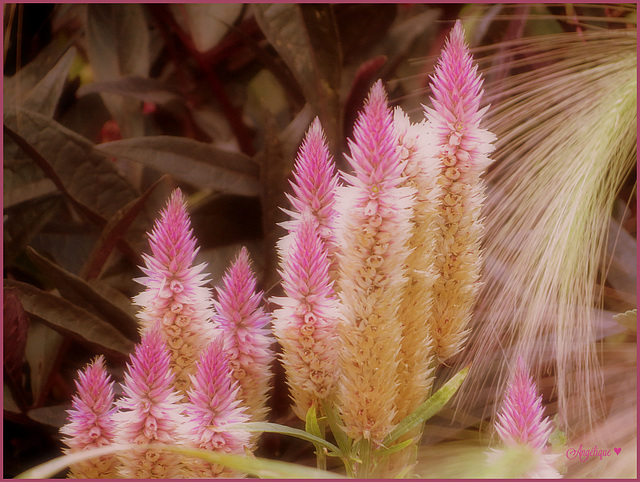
(213, 247), (274, 423)
(423, 19), (495, 363)
(114, 330), (183, 479)
(272, 211), (340, 420)
(336, 79), (415, 446)
(279, 117), (340, 276)
(455, 27), (637, 436)
(133, 188), (215, 397)
(60, 356), (119, 478)
(181, 338), (252, 478)
(489, 357), (560, 478)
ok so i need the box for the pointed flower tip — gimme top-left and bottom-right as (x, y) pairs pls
(450, 19), (466, 46)
(496, 357), (553, 451)
(366, 79), (388, 109)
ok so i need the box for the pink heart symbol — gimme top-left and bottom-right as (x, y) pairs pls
(614, 448), (622, 455)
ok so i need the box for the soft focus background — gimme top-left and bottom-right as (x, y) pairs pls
(3, 3), (636, 478)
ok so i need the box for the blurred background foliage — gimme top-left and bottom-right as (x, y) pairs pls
(3, 3), (636, 478)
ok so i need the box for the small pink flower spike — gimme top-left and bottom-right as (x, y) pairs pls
(182, 338), (251, 478)
(213, 247), (274, 424)
(422, 20), (496, 362)
(134, 188), (215, 397)
(60, 355), (119, 478)
(272, 210), (340, 420)
(336, 80), (415, 444)
(281, 117), (340, 274)
(493, 357), (561, 478)
(496, 357), (553, 449)
(114, 329), (183, 479)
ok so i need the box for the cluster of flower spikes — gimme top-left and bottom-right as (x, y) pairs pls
(272, 117), (341, 420)
(491, 357), (561, 478)
(132, 188), (216, 399)
(423, 19), (496, 363)
(61, 189), (274, 478)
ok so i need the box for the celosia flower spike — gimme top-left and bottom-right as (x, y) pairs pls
(213, 247), (274, 424)
(336, 80), (415, 444)
(60, 356), (119, 478)
(423, 19), (496, 362)
(133, 188), (215, 397)
(392, 108), (440, 423)
(182, 338), (251, 478)
(495, 357), (553, 449)
(114, 330), (183, 479)
(282, 117), (340, 255)
(491, 357), (561, 478)
(272, 210), (340, 420)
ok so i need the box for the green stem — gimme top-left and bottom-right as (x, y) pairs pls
(358, 438), (373, 478)
(316, 418), (327, 471)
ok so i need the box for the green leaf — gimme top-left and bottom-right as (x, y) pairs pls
(26, 247), (139, 341)
(322, 400), (352, 458)
(16, 443), (342, 479)
(16, 444), (135, 479)
(170, 4), (243, 52)
(5, 280), (135, 356)
(96, 136), (260, 196)
(377, 437), (414, 457)
(77, 76), (182, 105)
(86, 4), (149, 138)
(4, 42), (76, 118)
(4, 109), (138, 220)
(24, 319), (64, 405)
(164, 444), (341, 479)
(305, 403), (323, 439)
(253, 4), (342, 152)
(226, 421), (343, 457)
(383, 366), (469, 446)
(79, 176), (164, 281)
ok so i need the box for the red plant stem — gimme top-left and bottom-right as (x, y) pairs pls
(147, 5), (255, 156)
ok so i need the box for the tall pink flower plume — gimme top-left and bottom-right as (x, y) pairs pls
(114, 330), (183, 479)
(492, 357), (561, 478)
(272, 210), (340, 420)
(336, 80), (415, 444)
(213, 247), (274, 423)
(423, 19), (496, 362)
(60, 356), (119, 478)
(133, 188), (215, 397)
(280, 117), (340, 275)
(182, 338), (251, 478)
(425, 19), (495, 176)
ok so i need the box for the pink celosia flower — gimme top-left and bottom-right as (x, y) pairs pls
(272, 210), (340, 420)
(336, 80), (415, 444)
(492, 357), (561, 478)
(425, 20), (495, 176)
(114, 330), (183, 479)
(133, 188), (216, 397)
(423, 19), (496, 362)
(60, 356), (119, 478)
(181, 338), (251, 478)
(280, 117), (340, 275)
(213, 247), (274, 423)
